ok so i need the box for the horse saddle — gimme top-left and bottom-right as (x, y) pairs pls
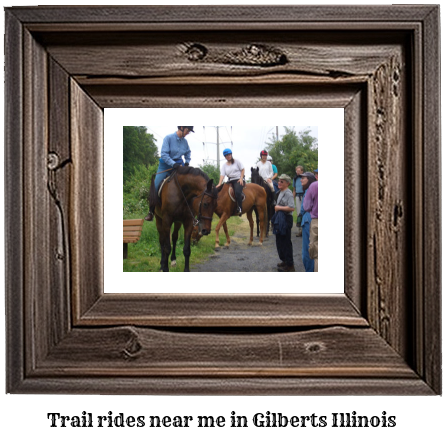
(228, 185), (246, 203)
(158, 171), (177, 197)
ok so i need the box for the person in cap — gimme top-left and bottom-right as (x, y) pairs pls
(272, 173), (296, 272)
(257, 150), (275, 192)
(303, 178), (318, 272)
(314, 168), (318, 180)
(292, 165), (304, 237)
(216, 148), (245, 215)
(145, 126), (194, 221)
(268, 155), (279, 192)
(299, 172), (317, 272)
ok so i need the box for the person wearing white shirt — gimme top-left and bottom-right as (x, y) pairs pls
(216, 148), (245, 215)
(256, 150), (275, 192)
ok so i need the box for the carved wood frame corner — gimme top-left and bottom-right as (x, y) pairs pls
(5, 5), (441, 394)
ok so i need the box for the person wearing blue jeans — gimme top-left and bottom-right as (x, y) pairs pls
(145, 126), (193, 221)
(299, 172), (316, 272)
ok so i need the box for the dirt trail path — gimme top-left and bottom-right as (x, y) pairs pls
(192, 215), (304, 272)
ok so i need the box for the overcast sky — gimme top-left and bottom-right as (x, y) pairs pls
(145, 125), (318, 179)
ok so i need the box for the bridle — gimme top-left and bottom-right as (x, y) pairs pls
(174, 172), (217, 227)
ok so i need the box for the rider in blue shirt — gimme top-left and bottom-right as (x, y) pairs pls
(145, 126), (194, 221)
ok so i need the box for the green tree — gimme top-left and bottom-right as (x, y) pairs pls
(266, 127), (318, 177)
(123, 161), (159, 218)
(123, 126), (158, 183)
(198, 162), (221, 183)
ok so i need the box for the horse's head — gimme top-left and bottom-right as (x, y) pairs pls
(196, 178), (218, 236)
(250, 166), (260, 184)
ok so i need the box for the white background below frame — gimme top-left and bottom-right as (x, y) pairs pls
(0, 2), (441, 435)
(104, 108), (344, 293)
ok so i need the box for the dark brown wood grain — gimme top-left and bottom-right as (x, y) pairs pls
(48, 57), (72, 345)
(366, 52), (409, 357)
(9, 5), (438, 24)
(36, 326), (416, 378)
(4, 5), (441, 395)
(5, 10), (24, 393)
(23, 29), (50, 371)
(422, 6), (442, 395)
(80, 294), (367, 327)
(41, 32), (401, 79)
(70, 80), (104, 321)
(344, 89), (366, 314)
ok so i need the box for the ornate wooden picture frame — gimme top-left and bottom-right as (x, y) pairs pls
(5, 6), (441, 394)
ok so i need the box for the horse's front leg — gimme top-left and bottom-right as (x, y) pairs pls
(157, 216), (172, 272)
(215, 213), (229, 248)
(171, 222), (182, 268)
(155, 215), (166, 271)
(161, 231), (172, 272)
(182, 219), (194, 272)
(222, 222), (230, 247)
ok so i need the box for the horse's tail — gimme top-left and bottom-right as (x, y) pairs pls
(148, 173), (161, 208)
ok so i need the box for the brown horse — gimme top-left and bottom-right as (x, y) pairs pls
(192, 182), (267, 248)
(150, 166), (217, 271)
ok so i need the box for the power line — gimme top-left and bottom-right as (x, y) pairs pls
(203, 126), (233, 169)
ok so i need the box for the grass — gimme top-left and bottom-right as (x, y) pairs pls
(123, 215), (243, 272)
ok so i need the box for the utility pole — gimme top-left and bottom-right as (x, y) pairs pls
(276, 126), (279, 141)
(203, 126), (232, 170)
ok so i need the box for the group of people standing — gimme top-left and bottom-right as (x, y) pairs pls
(268, 161), (318, 273)
(144, 126), (318, 273)
(292, 165), (318, 272)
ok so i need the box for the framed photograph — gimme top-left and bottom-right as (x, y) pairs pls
(112, 108), (341, 281)
(5, 5), (440, 394)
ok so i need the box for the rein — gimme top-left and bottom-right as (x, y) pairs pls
(155, 167), (173, 175)
(174, 172), (216, 227)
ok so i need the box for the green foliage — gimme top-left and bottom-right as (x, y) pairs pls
(266, 127), (318, 178)
(123, 161), (158, 217)
(198, 162), (220, 183)
(123, 216), (242, 272)
(123, 126), (158, 183)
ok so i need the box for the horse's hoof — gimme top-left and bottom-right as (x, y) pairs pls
(171, 260), (177, 267)
(248, 242), (252, 246)
(224, 243), (230, 248)
(215, 246), (220, 251)
(258, 242), (263, 246)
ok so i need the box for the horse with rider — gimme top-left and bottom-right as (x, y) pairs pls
(250, 150), (278, 236)
(145, 126), (218, 272)
(191, 148), (268, 249)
